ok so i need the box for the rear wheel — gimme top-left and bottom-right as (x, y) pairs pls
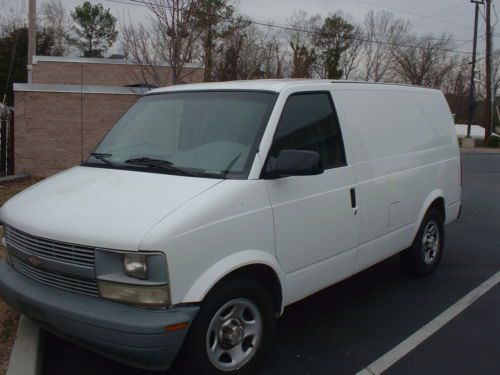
(175, 278), (275, 375)
(401, 207), (445, 276)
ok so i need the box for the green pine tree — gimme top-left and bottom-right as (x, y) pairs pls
(68, 1), (118, 57)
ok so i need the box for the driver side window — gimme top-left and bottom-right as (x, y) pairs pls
(270, 92), (347, 169)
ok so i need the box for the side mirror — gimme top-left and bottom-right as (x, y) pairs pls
(265, 150), (324, 179)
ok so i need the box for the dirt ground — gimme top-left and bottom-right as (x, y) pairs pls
(0, 177), (42, 375)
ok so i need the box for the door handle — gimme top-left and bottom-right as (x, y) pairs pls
(350, 188), (357, 209)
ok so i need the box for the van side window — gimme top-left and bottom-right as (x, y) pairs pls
(270, 92), (346, 169)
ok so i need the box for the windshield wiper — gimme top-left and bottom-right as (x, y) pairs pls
(124, 157), (197, 177)
(89, 153), (118, 168)
(125, 157), (173, 165)
(219, 153), (242, 178)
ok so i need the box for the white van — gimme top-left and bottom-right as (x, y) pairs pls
(0, 80), (461, 374)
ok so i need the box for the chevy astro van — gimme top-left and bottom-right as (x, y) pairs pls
(0, 80), (461, 374)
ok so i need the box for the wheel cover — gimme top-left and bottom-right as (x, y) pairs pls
(422, 220), (440, 265)
(206, 298), (263, 372)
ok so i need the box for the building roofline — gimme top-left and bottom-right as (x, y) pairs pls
(14, 79), (440, 96)
(32, 55), (204, 69)
(13, 83), (147, 95)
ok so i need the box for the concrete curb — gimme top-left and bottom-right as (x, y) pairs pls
(0, 175), (30, 183)
(6, 315), (43, 375)
(460, 148), (500, 154)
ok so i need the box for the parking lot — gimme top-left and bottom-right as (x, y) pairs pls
(44, 152), (500, 375)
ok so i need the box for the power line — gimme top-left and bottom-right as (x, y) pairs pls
(107, 0), (479, 56)
(404, 0), (447, 12)
(493, 2), (499, 29)
(350, 0), (473, 30)
(108, 0), (475, 43)
(107, 0), (144, 7)
(434, 2), (470, 17)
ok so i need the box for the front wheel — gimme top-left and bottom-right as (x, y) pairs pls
(401, 207), (445, 277)
(175, 278), (275, 375)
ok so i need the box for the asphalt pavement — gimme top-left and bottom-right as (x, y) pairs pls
(43, 152), (500, 375)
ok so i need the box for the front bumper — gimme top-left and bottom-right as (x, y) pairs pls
(0, 261), (199, 371)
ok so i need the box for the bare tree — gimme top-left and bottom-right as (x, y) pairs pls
(258, 28), (286, 79)
(476, 49), (500, 100)
(492, 50), (500, 101)
(123, 0), (269, 85)
(440, 55), (469, 96)
(194, 0), (235, 81)
(473, 49), (500, 120)
(212, 19), (265, 81)
(286, 11), (321, 78)
(290, 42), (315, 78)
(40, 0), (70, 56)
(393, 33), (456, 87)
(121, 20), (166, 85)
(143, 0), (204, 84)
(237, 25), (272, 79)
(208, 18), (287, 81)
(286, 11), (320, 51)
(340, 25), (366, 80)
(362, 10), (409, 82)
(0, 0), (26, 34)
(440, 55), (470, 124)
(210, 17), (243, 81)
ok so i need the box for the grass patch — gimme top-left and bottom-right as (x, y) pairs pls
(0, 176), (43, 375)
(0, 303), (19, 375)
(0, 177), (42, 207)
(0, 315), (16, 342)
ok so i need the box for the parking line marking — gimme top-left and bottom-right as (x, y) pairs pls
(356, 270), (500, 375)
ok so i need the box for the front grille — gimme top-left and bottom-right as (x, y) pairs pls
(4, 225), (95, 267)
(9, 255), (100, 297)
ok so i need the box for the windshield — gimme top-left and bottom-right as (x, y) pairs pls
(85, 91), (277, 178)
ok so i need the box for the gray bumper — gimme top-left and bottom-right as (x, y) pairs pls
(0, 261), (199, 371)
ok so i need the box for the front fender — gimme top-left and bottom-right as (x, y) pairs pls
(182, 250), (286, 311)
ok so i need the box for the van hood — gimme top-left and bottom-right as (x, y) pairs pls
(0, 166), (222, 251)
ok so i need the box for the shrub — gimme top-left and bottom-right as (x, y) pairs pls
(487, 135), (500, 148)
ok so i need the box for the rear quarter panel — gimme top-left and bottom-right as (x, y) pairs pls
(332, 85), (461, 271)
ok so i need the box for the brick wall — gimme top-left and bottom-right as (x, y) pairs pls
(32, 57), (204, 86)
(13, 56), (204, 177)
(14, 90), (138, 177)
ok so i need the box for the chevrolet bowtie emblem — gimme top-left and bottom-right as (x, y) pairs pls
(28, 255), (43, 268)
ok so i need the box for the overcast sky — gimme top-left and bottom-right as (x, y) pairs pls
(3, 0), (496, 55)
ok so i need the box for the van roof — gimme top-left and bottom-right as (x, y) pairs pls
(147, 79), (440, 95)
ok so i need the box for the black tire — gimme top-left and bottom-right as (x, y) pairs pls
(174, 278), (275, 375)
(400, 207), (445, 277)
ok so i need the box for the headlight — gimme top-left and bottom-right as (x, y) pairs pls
(98, 281), (170, 307)
(123, 253), (148, 279)
(95, 249), (170, 308)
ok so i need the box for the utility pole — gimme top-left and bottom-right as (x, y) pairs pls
(467, 1), (483, 141)
(484, 0), (493, 145)
(27, 0), (36, 83)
